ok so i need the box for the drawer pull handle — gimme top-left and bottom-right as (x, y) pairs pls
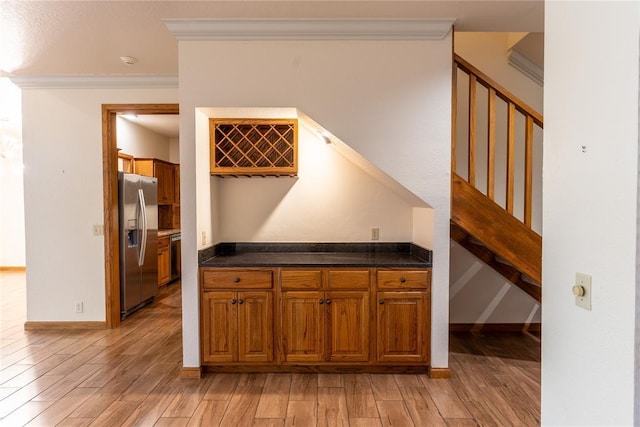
(231, 299), (237, 304)
(319, 299), (324, 304)
(326, 299), (332, 305)
(234, 277), (240, 283)
(400, 277), (406, 283)
(238, 299), (244, 304)
(379, 300), (384, 304)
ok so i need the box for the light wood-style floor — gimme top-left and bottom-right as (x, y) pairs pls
(0, 271), (540, 426)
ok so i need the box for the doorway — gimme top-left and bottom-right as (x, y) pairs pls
(101, 103), (179, 328)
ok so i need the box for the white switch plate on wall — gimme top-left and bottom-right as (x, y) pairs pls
(92, 224), (104, 236)
(575, 272), (592, 310)
(371, 227), (379, 240)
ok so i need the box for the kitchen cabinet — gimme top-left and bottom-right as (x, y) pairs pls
(173, 164), (180, 203)
(200, 268), (274, 364)
(135, 158), (180, 229)
(157, 236), (171, 286)
(376, 270), (430, 363)
(282, 291), (325, 362)
(199, 264), (430, 372)
(135, 158), (178, 204)
(281, 269), (370, 363)
(202, 291), (273, 363)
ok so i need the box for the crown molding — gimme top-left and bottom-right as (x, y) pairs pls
(9, 75), (178, 89)
(507, 49), (543, 86)
(163, 19), (455, 41)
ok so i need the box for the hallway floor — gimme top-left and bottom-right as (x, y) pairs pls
(0, 271), (540, 426)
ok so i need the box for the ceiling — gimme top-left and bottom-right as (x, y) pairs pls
(120, 114), (180, 139)
(0, 1), (543, 77)
(1, 1), (543, 139)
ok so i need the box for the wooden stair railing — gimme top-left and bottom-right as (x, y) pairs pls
(452, 54), (543, 301)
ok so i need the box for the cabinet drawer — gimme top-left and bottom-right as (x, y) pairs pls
(158, 236), (170, 249)
(328, 270), (370, 290)
(202, 270), (273, 289)
(377, 270), (431, 290)
(281, 270), (322, 290)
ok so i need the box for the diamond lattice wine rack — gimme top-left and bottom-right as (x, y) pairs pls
(210, 118), (298, 176)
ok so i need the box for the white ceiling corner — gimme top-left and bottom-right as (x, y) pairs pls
(162, 19), (455, 41)
(8, 75), (178, 90)
(507, 50), (543, 86)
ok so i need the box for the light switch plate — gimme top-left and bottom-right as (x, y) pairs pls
(575, 272), (592, 311)
(92, 224), (104, 236)
(371, 227), (379, 241)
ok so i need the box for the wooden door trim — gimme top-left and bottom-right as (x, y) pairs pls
(102, 103), (179, 328)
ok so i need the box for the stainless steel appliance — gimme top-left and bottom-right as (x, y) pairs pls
(118, 172), (158, 318)
(170, 232), (181, 282)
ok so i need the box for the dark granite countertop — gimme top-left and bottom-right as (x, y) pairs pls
(199, 242), (432, 268)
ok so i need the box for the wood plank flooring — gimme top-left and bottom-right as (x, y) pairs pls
(0, 271), (541, 426)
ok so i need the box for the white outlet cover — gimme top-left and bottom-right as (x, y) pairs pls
(575, 272), (592, 311)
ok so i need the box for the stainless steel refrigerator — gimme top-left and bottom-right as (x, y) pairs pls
(118, 172), (158, 318)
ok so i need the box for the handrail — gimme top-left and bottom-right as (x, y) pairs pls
(454, 54), (543, 126)
(453, 54), (544, 230)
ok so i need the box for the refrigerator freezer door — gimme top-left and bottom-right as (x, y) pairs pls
(140, 175), (158, 302)
(120, 173), (142, 313)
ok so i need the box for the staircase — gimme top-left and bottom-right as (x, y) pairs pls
(451, 54), (543, 302)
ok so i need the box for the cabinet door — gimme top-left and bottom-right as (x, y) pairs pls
(173, 164), (180, 204)
(377, 292), (429, 363)
(156, 161), (174, 204)
(201, 291), (237, 363)
(282, 291), (325, 362)
(327, 291), (370, 362)
(238, 291), (273, 362)
(157, 241), (171, 286)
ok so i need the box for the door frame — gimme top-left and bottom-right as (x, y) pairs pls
(102, 103), (180, 328)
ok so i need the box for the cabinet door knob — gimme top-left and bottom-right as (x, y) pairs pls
(231, 299), (237, 304)
(379, 300), (384, 304)
(238, 299), (244, 304)
(400, 277), (406, 283)
(234, 277), (240, 283)
(325, 299), (332, 305)
(319, 299), (324, 304)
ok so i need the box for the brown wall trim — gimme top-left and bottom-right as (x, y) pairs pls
(428, 367), (451, 379)
(0, 266), (26, 271)
(450, 323), (541, 333)
(24, 321), (107, 330)
(181, 367), (203, 379)
(102, 103), (179, 329)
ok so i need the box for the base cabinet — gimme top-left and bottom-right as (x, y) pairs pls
(282, 291), (325, 362)
(201, 291), (273, 363)
(157, 236), (171, 286)
(200, 266), (430, 371)
(376, 291), (429, 363)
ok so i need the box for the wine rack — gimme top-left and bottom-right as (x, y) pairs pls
(210, 118), (298, 176)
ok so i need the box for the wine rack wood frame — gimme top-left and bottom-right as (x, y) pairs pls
(210, 118), (298, 176)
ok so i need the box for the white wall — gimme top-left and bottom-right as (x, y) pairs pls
(0, 78), (25, 267)
(543, 1), (639, 424)
(179, 37), (452, 368)
(450, 33), (543, 325)
(169, 137), (180, 163)
(21, 86), (177, 321)
(455, 32), (542, 112)
(116, 117), (171, 161)
(216, 124), (417, 243)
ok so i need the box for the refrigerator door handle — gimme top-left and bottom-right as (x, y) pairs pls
(137, 188), (148, 267)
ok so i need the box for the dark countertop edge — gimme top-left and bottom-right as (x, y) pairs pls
(198, 242), (432, 266)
